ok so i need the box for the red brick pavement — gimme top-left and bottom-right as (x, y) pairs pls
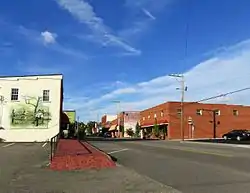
(50, 139), (116, 171)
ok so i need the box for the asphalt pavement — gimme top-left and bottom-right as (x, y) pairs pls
(0, 141), (178, 193)
(88, 139), (250, 193)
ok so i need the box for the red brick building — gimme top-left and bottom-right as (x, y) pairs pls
(140, 101), (250, 139)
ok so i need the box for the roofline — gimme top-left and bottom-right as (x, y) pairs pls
(121, 111), (140, 113)
(0, 73), (63, 78)
(63, 110), (76, 112)
(140, 101), (250, 112)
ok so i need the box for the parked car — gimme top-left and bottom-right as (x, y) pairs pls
(103, 132), (112, 138)
(222, 130), (250, 141)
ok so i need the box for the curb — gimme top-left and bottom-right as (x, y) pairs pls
(82, 140), (117, 163)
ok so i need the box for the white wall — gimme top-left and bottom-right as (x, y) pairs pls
(123, 112), (140, 137)
(0, 74), (62, 142)
(106, 115), (117, 122)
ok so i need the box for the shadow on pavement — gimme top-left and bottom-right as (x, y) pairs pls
(109, 154), (118, 162)
(190, 139), (250, 145)
(84, 139), (119, 162)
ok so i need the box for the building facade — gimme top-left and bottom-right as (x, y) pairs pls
(0, 74), (63, 142)
(101, 114), (117, 128)
(102, 111), (140, 137)
(140, 101), (250, 139)
(121, 111), (140, 137)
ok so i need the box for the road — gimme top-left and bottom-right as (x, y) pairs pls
(0, 142), (177, 193)
(88, 139), (250, 193)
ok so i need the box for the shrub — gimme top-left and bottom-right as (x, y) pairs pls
(126, 128), (134, 137)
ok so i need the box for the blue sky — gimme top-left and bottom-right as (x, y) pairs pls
(1, 0), (250, 122)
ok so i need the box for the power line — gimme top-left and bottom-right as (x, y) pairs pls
(178, 87), (250, 109)
(196, 87), (250, 103)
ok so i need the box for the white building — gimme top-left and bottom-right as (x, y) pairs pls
(122, 111), (140, 137)
(0, 74), (63, 142)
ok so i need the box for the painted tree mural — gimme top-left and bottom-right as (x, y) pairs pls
(10, 96), (51, 128)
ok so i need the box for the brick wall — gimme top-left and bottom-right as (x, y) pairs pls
(168, 102), (250, 139)
(140, 101), (250, 139)
(140, 102), (169, 127)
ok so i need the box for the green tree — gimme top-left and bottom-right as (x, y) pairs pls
(135, 122), (141, 137)
(78, 122), (87, 139)
(153, 124), (160, 137)
(86, 121), (95, 135)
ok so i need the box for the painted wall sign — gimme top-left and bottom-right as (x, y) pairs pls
(10, 96), (51, 129)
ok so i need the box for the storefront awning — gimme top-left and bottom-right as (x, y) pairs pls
(141, 122), (168, 128)
(109, 125), (117, 131)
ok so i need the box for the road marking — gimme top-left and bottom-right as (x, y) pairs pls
(235, 145), (250, 149)
(2, 143), (15, 148)
(108, 148), (129, 154)
(42, 142), (47, 147)
(131, 142), (233, 157)
(171, 147), (233, 157)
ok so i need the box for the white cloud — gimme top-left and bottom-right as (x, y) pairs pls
(142, 8), (156, 20)
(55, 0), (141, 55)
(41, 31), (57, 45)
(64, 39), (250, 122)
(17, 26), (87, 59)
(120, 0), (172, 40)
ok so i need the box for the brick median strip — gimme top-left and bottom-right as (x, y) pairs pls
(50, 139), (116, 171)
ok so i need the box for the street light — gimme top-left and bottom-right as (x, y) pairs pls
(111, 100), (121, 137)
(169, 74), (187, 141)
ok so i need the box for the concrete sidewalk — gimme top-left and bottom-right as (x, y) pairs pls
(5, 164), (179, 193)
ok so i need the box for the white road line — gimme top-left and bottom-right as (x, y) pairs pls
(42, 142), (47, 147)
(108, 148), (129, 154)
(2, 143), (15, 148)
(236, 145), (250, 149)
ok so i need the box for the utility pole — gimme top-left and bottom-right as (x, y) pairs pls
(0, 86), (4, 128)
(180, 75), (185, 141)
(112, 100), (121, 137)
(169, 74), (187, 141)
(77, 116), (80, 140)
(212, 111), (217, 139)
(202, 109), (218, 139)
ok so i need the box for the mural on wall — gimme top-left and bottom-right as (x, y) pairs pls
(124, 112), (140, 132)
(10, 96), (51, 129)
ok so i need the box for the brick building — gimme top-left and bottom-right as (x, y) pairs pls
(140, 101), (250, 139)
(101, 111), (140, 138)
(101, 114), (117, 128)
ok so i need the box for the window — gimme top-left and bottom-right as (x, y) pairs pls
(148, 115), (150, 119)
(11, 88), (19, 101)
(154, 113), (157, 118)
(196, 109), (203, 116)
(160, 111), (164, 117)
(177, 109), (182, 116)
(142, 117), (145, 121)
(215, 109), (220, 116)
(43, 90), (50, 102)
(233, 110), (239, 116)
